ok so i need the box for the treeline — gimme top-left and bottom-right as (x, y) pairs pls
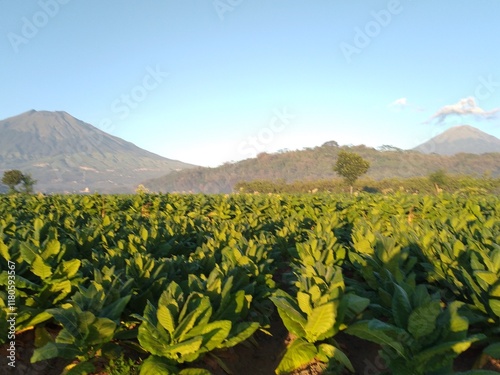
(144, 144), (500, 194)
(235, 174), (500, 195)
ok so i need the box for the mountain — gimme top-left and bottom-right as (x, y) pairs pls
(413, 125), (500, 155)
(0, 110), (195, 193)
(143, 143), (500, 193)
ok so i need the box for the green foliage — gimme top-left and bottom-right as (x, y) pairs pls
(0, 192), (498, 373)
(429, 169), (448, 187)
(346, 285), (486, 374)
(144, 143), (500, 194)
(2, 169), (24, 192)
(1, 169), (37, 193)
(133, 276), (260, 370)
(21, 173), (37, 194)
(104, 355), (141, 375)
(333, 150), (370, 191)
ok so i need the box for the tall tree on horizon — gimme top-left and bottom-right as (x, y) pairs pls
(333, 150), (370, 194)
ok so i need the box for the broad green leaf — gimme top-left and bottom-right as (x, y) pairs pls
(99, 295), (131, 322)
(140, 227), (148, 242)
(20, 241), (39, 263)
(408, 300), (441, 339)
(345, 320), (406, 358)
(42, 239), (61, 260)
(185, 320), (231, 352)
(34, 217), (44, 233)
(304, 303), (335, 343)
(137, 321), (172, 356)
(31, 342), (81, 362)
(50, 280), (73, 303)
(31, 254), (52, 279)
(28, 311), (53, 327)
(453, 240), (465, 258)
(442, 301), (467, 339)
(412, 284), (431, 308)
(0, 239), (9, 260)
(412, 335), (485, 369)
(158, 304), (176, 335)
(297, 291), (312, 316)
(77, 311), (97, 335)
(31, 341), (59, 362)
(174, 297), (211, 342)
(220, 321), (260, 348)
(56, 259), (81, 279)
(317, 343), (354, 372)
(474, 271), (497, 288)
(275, 306), (306, 338)
(270, 293), (306, 337)
(86, 317), (116, 345)
(102, 216), (111, 227)
(46, 307), (81, 340)
(276, 338), (317, 375)
(489, 298), (500, 318)
(343, 293), (370, 319)
(316, 342), (334, 362)
(139, 356), (178, 375)
(164, 336), (203, 362)
(392, 284), (412, 329)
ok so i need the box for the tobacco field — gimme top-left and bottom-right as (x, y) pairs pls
(0, 192), (499, 374)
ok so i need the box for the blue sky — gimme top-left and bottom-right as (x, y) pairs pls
(1, 1), (499, 167)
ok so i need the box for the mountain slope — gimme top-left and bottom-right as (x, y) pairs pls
(0, 110), (195, 193)
(413, 125), (500, 155)
(144, 144), (500, 193)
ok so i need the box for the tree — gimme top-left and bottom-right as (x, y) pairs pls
(2, 170), (23, 193)
(1, 170), (37, 194)
(21, 173), (37, 194)
(429, 169), (447, 194)
(333, 150), (370, 194)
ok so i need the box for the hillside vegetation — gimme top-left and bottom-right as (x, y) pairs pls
(144, 144), (500, 193)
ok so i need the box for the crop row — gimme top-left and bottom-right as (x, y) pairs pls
(0, 192), (499, 374)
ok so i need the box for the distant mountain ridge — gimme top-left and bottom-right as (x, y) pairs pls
(0, 110), (195, 193)
(413, 125), (500, 155)
(2, 112), (499, 194)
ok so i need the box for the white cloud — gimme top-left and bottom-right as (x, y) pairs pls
(427, 96), (500, 123)
(390, 97), (408, 107)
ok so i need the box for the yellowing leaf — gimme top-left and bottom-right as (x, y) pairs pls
(32, 255), (52, 279)
(304, 303), (335, 343)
